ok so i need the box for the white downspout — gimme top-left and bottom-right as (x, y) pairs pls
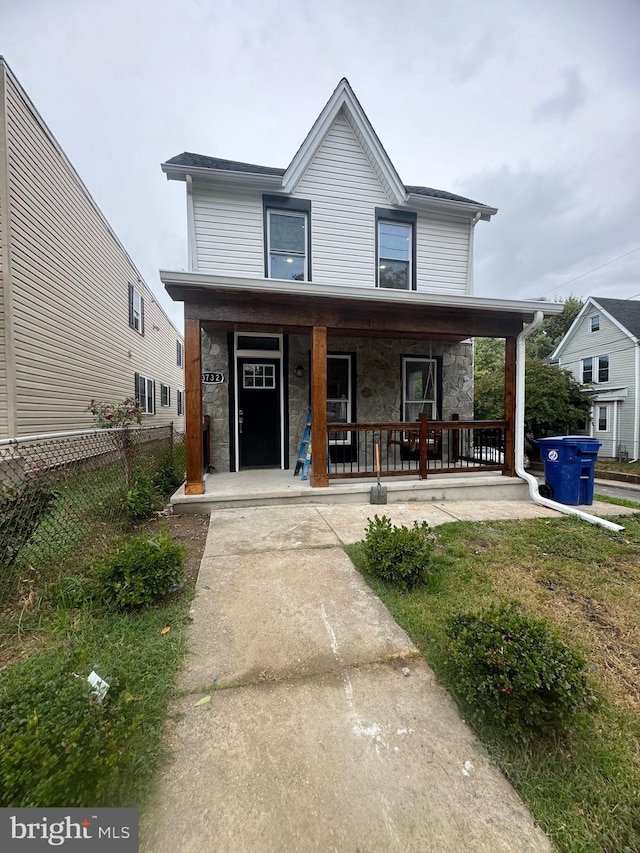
(515, 311), (624, 533)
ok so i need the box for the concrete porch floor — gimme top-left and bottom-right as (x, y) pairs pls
(171, 467), (532, 512)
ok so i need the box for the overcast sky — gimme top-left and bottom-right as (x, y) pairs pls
(2, 0), (639, 329)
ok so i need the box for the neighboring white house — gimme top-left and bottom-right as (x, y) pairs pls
(159, 78), (562, 495)
(0, 57), (184, 439)
(550, 296), (640, 459)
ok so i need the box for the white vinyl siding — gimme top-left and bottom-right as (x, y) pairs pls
(556, 305), (637, 457)
(295, 110), (391, 287)
(192, 109), (471, 295)
(295, 110), (470, 294)
(1, 66), (184, 437)
(415, 215), (470, 296)
(192, 183), (264, 277)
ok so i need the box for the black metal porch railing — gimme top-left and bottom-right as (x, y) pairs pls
(326, 417), (509, 479)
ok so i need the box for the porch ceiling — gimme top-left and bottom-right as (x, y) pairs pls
(163, 271), (561, 341)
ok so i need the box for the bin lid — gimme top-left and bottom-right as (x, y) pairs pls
(535, 435), (601, 450)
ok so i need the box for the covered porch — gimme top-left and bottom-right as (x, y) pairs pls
(161, 271), (562, 504)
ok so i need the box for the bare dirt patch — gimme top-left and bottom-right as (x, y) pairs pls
(143, 511), (210, 584)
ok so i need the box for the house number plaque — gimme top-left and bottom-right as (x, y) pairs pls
(202, 372), (224, 384)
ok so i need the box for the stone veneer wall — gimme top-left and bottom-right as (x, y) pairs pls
(201, 331), (231, 472)
(200, 330), (474, 471)
(287, 335), (473, 464)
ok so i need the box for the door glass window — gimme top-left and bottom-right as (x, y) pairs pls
(243, 364), (276, 389)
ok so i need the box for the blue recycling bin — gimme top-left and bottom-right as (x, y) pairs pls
(535, 436), (601, 506)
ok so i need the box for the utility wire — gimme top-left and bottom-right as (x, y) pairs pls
(533, 246), (640, 299)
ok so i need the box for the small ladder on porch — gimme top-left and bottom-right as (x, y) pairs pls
(294, 409), (312, 478)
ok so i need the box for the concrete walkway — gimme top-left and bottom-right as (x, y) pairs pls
(141, 499), (632, 853)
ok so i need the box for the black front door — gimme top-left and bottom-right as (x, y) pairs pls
(238, 358), (281, 468)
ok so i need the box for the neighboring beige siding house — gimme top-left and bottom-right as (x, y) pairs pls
(0, 57), (184, 439)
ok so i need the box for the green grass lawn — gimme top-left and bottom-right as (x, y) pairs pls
(596, 459), (640, 475)
(0, 577), (195, 810)
(346, 511), (640, 853)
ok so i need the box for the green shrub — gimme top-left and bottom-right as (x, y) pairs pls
(446, 603), (597, 741)
(363, 514), (436, 589)
(92, 528), (185, 609)
(152, 450), (185, 498)
(0, 653), (141, 807)
(124, 475), (161, 521)
(0, 478), (58, 570)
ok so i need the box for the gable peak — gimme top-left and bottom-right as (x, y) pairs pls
(282, 79), (406, 204)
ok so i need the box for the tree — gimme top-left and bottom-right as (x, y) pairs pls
(474, 296), (589, 441)
(474, 337), (504, 378)
(526, 296), (583, 362)
(524, 359), (591, 439)
(473, 359), (591, 442)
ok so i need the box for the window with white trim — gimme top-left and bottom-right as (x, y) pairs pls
(160, 383), (170, 407)
(176, 340), (184, 367)
(177, 389), (184, 416)
(582, 357), (593, 384)
(327, 355), (352, 445)
(598, 354), (609, 383)
(135, 373), (155, 414)
(596, 405), (609, 432)
(590, 315), (600, 332)
(402, 357), (437, 422)
(128, 283), (144, 335)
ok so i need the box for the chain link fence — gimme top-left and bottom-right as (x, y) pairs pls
(0, 425), (184, 617)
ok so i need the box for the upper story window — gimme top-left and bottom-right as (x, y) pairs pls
(582, 355), (609, 384)
(176, 340), (184, 367)
(128, 283), (145, 335)
(263, 195), (311, 282)
(590, 315), (600, 332)
(376, 208), (416, 290)
(598, 354), (609, 383)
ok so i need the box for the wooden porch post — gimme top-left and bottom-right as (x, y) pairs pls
(184, 316), (204, 494)
(310, 325), (329, 487)
(504, 335), (517, 476)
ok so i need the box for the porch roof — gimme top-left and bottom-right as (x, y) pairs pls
(162, 270), (563, 341)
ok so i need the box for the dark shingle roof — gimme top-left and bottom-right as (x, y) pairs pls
(165, 153), (285, 177)
(165, 152), (486, 205)
(593, 297), (640, 339)
(404, 185), (483, 205)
